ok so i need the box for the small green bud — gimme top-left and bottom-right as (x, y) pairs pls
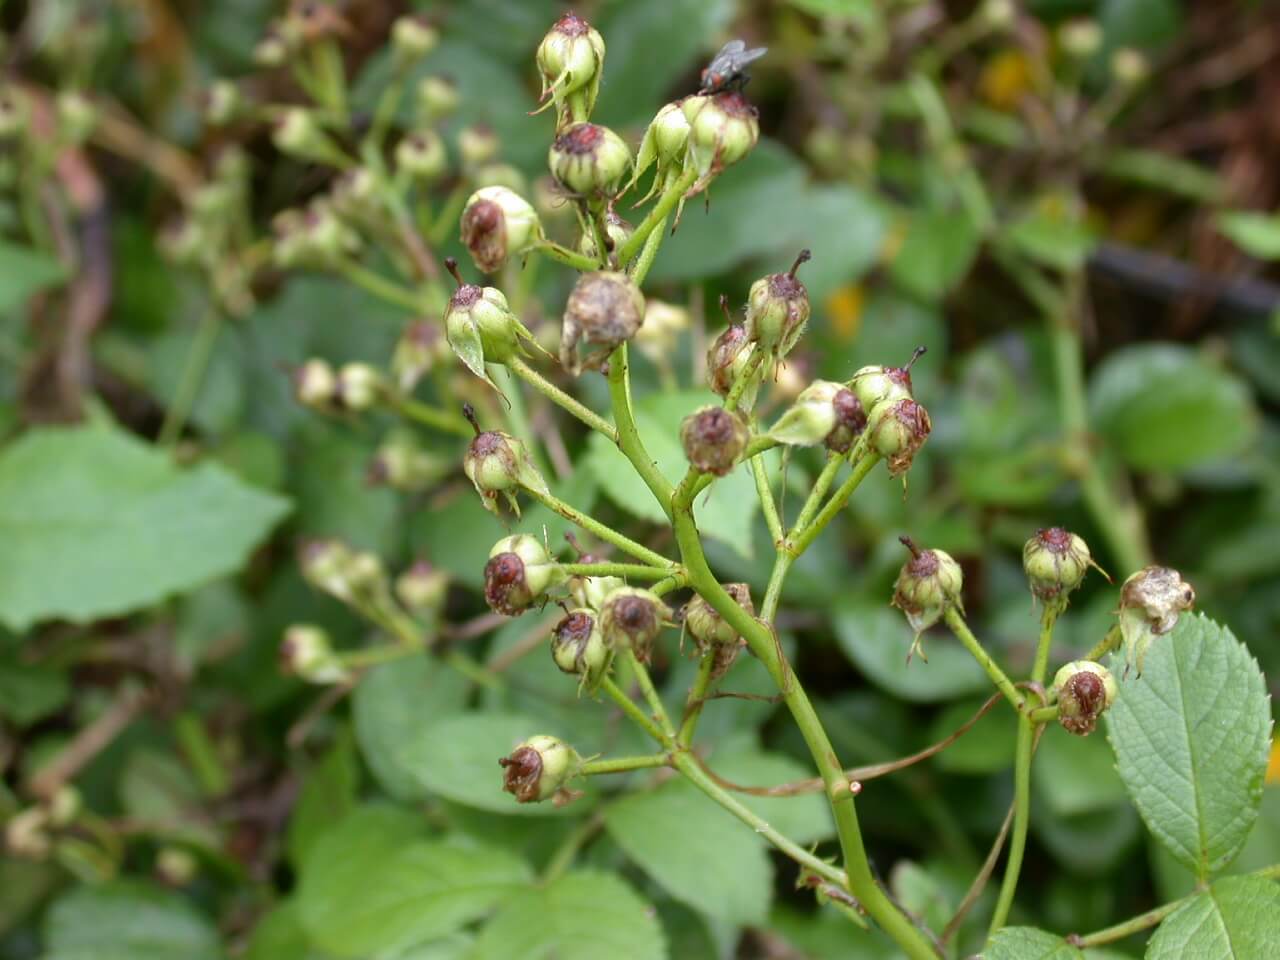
(273, 108), (334, 161)
(444, 259), (542, 390)
(1058, 19), (1102, 59)
(1023, 527), (1097, 605)
(1110, 48), (1148, 86)
(577, 210), (634, 261)
(560, 270), (645, 375)
(203, 80), (242, 126)
(892, 537), (964, 662)
(280, 624), (350, 685)
(253, 28), (289, 67)
(745, 249), (811, 361)
(535, 12), (606, 127)
(416, 75), (459, 121)
(463, 413), (549, 516)
(550, 609), (613, 693)
(330, 167), (381, 220)
(1051, 661), (1117, 736)
(345, 550), (389, 600)
(395, 561), (450, 613)
(484, 534), (561, 616)
(568, 571), (624, 612)
(868, 397), (932, 477)
(849, 346), (925, 414)
(336, 362), (384, 411)
(391, 14), (438, 65)
(0, 88), (28, 140)
(460, 186), (544, 274)
(500, 734), (583, 804)
(599, 586), (670, 662)
(631, 101), (692, 200)
(395, 130), (448, 181)
(368, 431), (447, 491)
(391, 320), (448, 392)
(473, 163), (527, 193)
(56, 91), (96, 144)
(5, 807), (51, 860)
(155, 847), (199, 887)
(706, 321), (753, 400)
(682, 90), (759, 189)
(159, 216), (205, 265)
(1117, 566), (1195, 675)
(680, 405), (748, 476)
(770, 380), (866, 451)
(47, 787), (81, 828)
(685, 582), (754, 651)
(635, 299), (690, 364)
(299, 538), (355, 600)
(548, 122), (632, 198)
(980, 0), (1016, 29)
(458, 123), (500, 167)
(293, 358), (338, 410)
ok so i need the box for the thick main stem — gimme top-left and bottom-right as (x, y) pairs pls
(607, 344), (674, 518)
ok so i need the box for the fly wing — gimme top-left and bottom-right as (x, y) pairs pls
(734, 45), (768, 68)
(707, 38), (746, 74)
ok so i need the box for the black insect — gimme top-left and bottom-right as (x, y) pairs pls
(699, 39), (767, 94)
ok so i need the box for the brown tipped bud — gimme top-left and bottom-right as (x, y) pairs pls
(560, 271), (645, 374)
(682, 91), (759, 188)
(1052, 661), (1117, 736)
(685, 583), (754, 650)
(280, 624), (350, 685)
(1023, 528), (1097, 605)
(444, 270), (541, 389)
(483, 535), (562, 616)
(599, 586), (670, 662)
(548, 122), (632, 198)
(458, 124), (500, 167)
(299, 538), (357, 601)
(391, 14), (438, 64)
(463, 426), (548, 515)
(680, 406), (748, 476)
(535, 12), (606, 126)
(336, 363), (385, 411)
(417, 75), (459, 121)
(395, 561), (449, 613)
(391, 320), (448, 392)
(769, 380), (865, 451)
(550, 609), (613, 693)
(849, 347), (925, 414)
(460, 186), (543, 274)
(707, 323), (752, 398)
(745, 250), (811, 360)
(293, 358), (338, 410)
(396, 130), (448, 181)
(869, 398), (931, 476)
(500, 735), (582, 804)
(892, 538), (964, 662)
(1117, 566), (1195, 675)
(827, 387), (868, 453)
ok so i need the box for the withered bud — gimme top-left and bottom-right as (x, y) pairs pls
(745, 249), (811, 361)
(548, 121), (632, 198)
(1052, 661), (1117, 736)
(680, 406), (748, 476)
(550, 609), (613, 693)
(499, 735), (582, 804)
(599, 586), (670, 662)
(483, 534), (562, 616)
(849, 346), (925, 414)
(560, 271), (645, 374)
(1117, 566), (1195, 675)
(1023, 527), (1099, 605)
(685, 583), (754, 651)
(706, 321), (753, 399)
(892, 537), (964, 662)
(869, 398), (931, 476)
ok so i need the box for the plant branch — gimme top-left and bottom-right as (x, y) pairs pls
(944, 608), (1025, 713)
(607, 343), (674, 517)
(508, 355), (618, 441)
(520, 485), (675, 569)
(617, 167), (697, 265)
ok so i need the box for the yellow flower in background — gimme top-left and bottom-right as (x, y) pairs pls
(825, 284), (865, 342)
(1267, 737), (1280, 784)
(980, 49), (1033, 111)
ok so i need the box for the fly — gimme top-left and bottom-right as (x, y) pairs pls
(699, 39), (767, 94)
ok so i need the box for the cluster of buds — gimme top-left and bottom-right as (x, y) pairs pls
(599, 586), (671, 663)
(298, 538), (389, 607)
(684, 583), (754, 679)
(460, 186), (544, 274)
(1022, 527), (1103, 607)
(444, 258), (544, 393)
(550, 608), (612, 694)
(483, 535), (564, 616)
(463, 407), (549, 516)
(368, 430), (448, 492)
(500, 735), (583, 805)
(271, 200), (362, 269)
(1116, 566), (1195, 675)
(534, 12), (606, 129)
(1051, 660), (1118, 736)
(849, 347), (931, 477)
(291, 359), (388, 414)
(279, 624), (350, 685)
(769, 380), (867, 453)
(5, 787), (82, 861)
(559, 270), (645, 374)
(892, 537), (964, 662)
(680, 406), (748, 476)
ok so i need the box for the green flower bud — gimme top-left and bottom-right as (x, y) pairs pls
(47, 787), (81, 828)
(500, 734), (583, 804)
(391, 320), (448, 392)
(159, 216), (205, 265)
(1058, 19), (1102, 59)
(680, 406), (748, 476)
(293, 358), (338, 410)
(849, 346), (925, 414)
(551, 609), (613, 693)
(980, 0), (1016, 29)
(745, 249), (811, 361)
(577, 210), (634, 262)
(336, 362), (384, 411)
(1111, 48), (1148, 86)
(299, 539), (355, 600)
(473, 163), (527, 194)
(276, 201), (360, 268)
(682, 90), (759, 190)
(770, 380), (866, 451)
(368, 431), (447, 491)
(395, 130), (448, 181)
(460, 186), (544, 274)
(253, 28), (289, 67)
(892, 537), (964, 662)
(458, 123), (499, 167)
(599, 586), (670, 662)
(484, 534), (562, 616)
(5, 807), (51, 860)
(444, 259), (543, 391)
(203, 80), (242, 126)
(535, 12), (606, 127)
(416, 75), (459, 121)
(395, 560), (450, 613)
(330, 167), (381, 220)
(548, 122), (632, 198)
(0, 88), (28, 140)
(1051, 660), (1117, 736)
(868, 398), (932, 477)
(568, 571), (625, 612)
(391, 14), (438, 66)
(635, 299), (690, 364)
(463, 413), (549, 516)
(1117, 566), (1195, 676)
(631, 101), (692, 201)
(345, 550), (389, 600)
(280, 624), (350, 684)
(560, 270), (645, 375)
(684, 582), (754, 650)
(155, 847), (199, 887)
(56, 91), (96, 144)
(706, 321), (754, 401)
(273, 108), (339, 163)
(1022, 527), (1097, 605)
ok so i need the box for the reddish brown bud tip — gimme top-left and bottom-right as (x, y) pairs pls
(499, 746), (543, 802)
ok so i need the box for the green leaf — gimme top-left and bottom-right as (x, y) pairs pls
(245, 901), (333, 960)
(469, 870), (666, 960)
(0, 654), (69, 725)
(42, 881), (222, 960)
(1217, 211), (1280, 261)
(604, 775), (773, 925)
(1146, 875), (1280, 960)
(0, 422), (290, 630)
(1006, 207), (1097, 272)
(1088, 345), (1257, 472)
(297, 806), (531, 957)
(784, 0), (880, 22)
(928, 697), (1017, 774)
(353, 657), (471, 800)
(1095, 149), (1223, 202)
(832, 600), (990, 702)
(1033, 728), (1128, 818)
(1106, 613), (1272, 880)
(586, 390), (776, 560)
(888, 208), (981, 302)
(287, 729), (360, 867)
(397, 712), (579, 816)
(712, 748), (835, 844)
(0, 241), (67, 314)
(986, 926), (1083, 960)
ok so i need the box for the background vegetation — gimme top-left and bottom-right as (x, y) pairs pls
(1, 0), (1278, 957)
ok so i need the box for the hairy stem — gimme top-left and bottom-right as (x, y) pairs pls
(509, 355), (618, 441)
(616, 167), (698, 265)
(944, 608), (1025, 713)
(600, 676), (668, 743)
(677, 654), (717, 746)
(521, 485), (675, 569)
(607, 344), (674, 517)
(581, 754), (669, 776)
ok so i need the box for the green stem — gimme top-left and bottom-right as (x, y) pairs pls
(387, 394), (472, 436)
(760, 555), (794, 624)
(497, 364), (550, 478)
(944, 608), (1025, 713)
(792, 453), (845, 535)
(339, 644), (420, 669)
(787, 446), (878, 557)
(541, 813), (603, 885)
(616, 167), (697, 265)
(751, 450), (784, 546)
(1029, 705), (1059, 724)
(1085, 624), (1123, 662)
(581, 754), (669, 776)
(520, 485), (675, 569)
(677, 654), (717, 746)
(509, 355), (618, 441)
(607, 344), (674, 517)
(627, 212), (667, 286)
(158, 304), (222, 448)
(723, 349), (764, 412)
(560, 562), (675, 581)
(535, 240), (599, 272)
(600, 676), (668, 744)
(624, 649), (676, 739)
(333, 259), (425, 313)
